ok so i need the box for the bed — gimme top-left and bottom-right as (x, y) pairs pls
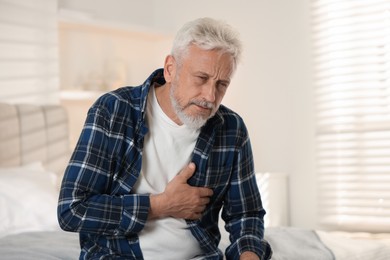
(1, 103), (390, 260)
(0, 103), (79, 259)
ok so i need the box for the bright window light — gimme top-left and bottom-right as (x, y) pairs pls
(312, 0), (390, 232)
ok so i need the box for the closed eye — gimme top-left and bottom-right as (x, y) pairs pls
(195, 75), (209, 84)
(217, 81), (230, 90)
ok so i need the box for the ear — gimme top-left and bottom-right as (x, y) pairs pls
(163, 55), (176, 83)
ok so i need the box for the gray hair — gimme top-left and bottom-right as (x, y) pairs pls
(171, 17), (242, 71)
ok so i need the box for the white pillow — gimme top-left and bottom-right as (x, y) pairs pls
(0, 163), (60, 238)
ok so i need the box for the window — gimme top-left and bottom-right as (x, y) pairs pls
(312, 0), (390, 231)
(0, 0), (59, 104)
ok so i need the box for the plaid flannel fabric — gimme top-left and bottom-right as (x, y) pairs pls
(58, 69), (272, 259)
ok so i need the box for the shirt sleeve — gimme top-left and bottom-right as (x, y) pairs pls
(222, 134), (272, 260)
(57, 105), (149, 236)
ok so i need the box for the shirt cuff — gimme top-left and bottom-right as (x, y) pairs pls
(226, 235), (272, 260)
(117, 194), (151, 235)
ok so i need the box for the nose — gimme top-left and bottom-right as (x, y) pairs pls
(202, 83), (216, 103)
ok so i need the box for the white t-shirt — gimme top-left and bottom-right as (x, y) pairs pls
(133, 85), (202, 259)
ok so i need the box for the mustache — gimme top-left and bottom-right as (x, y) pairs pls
(190, 99), (215, 110)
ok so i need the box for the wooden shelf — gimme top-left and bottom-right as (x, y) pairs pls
(58, 9), (172, 40)
(60, 90), (103, 101)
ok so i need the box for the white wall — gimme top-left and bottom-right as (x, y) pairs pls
(57, 0), (316, 229)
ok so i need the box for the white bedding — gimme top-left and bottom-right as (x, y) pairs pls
(317, 230), (390, 260)
(0, 231), (79, 260)
(0, 163), (60, 238)
(1, 227), (390, 260)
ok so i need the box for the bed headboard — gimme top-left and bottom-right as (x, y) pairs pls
(0, 103), (71, 176)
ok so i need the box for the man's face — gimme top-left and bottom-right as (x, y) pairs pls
(166, 44), (234, 129)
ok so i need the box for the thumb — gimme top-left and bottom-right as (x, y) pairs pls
(178, 162), (196, 182)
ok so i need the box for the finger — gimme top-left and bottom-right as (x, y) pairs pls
(201, 197), (210, 205)
(187, 212), (202, 220)
(178, 162), (196, 181)
(192, 198), (209, 209)
(198, 187), (214, 197)
(196, 196), (210, 205)
(192, 204), (206, 212)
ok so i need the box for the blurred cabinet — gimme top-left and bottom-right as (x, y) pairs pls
(58, 18), (173, 91)
(58, 16), (173, 145)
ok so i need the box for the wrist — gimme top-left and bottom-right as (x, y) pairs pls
(240, 251), (259, 260)
(149, 193), (167, 219)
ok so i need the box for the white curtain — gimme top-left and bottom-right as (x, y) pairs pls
(312, 0), (390, 231)
(0, 0), (59, 104)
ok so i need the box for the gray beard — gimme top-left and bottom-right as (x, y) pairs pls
(169, 85), (213, 129)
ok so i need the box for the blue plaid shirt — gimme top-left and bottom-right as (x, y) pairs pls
(58, 69), (272, 260)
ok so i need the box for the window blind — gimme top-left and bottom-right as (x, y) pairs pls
(0, 0), (59, 104)
(312, 0), (390, 231)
